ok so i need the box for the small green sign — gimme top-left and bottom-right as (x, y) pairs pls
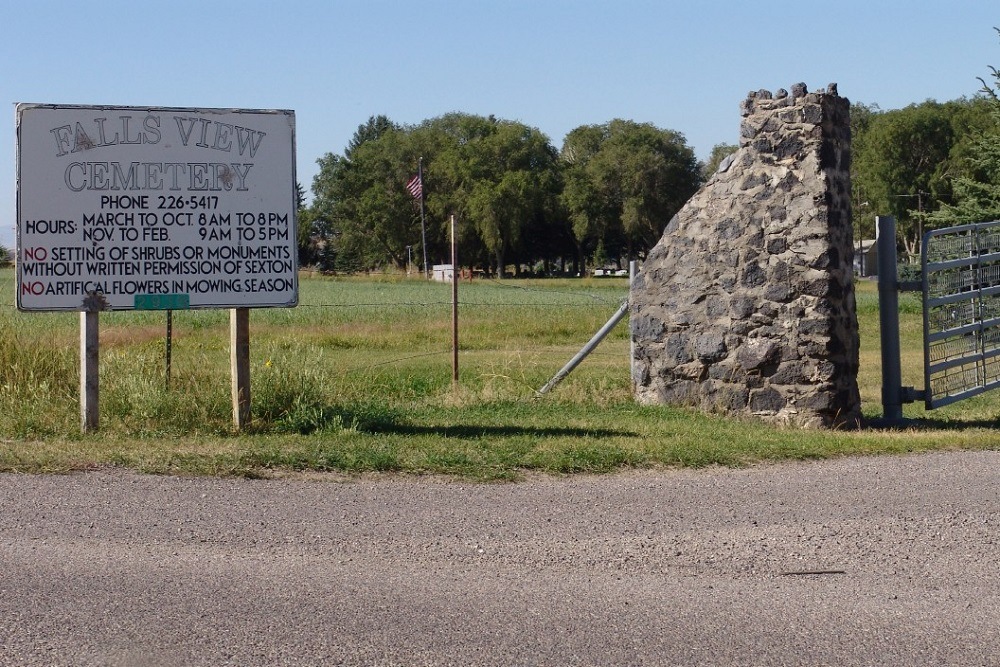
(134, 294), (191, 310)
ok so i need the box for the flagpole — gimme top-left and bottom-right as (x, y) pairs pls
(418, 157), (429, 279)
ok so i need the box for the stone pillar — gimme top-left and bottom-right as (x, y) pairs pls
(631, 83), (860, 428)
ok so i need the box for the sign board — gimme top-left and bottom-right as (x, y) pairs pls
(15, 104), (298, 311)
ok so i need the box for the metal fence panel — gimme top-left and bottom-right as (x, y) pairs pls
(922, 221), (1000, 408)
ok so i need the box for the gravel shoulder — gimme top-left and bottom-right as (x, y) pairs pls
(2, 450), (999, 666)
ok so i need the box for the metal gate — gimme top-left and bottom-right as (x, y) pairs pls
(922, 221), (1000, 408)
(878, 216), (1000, 421)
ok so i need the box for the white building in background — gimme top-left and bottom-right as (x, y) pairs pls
(854, 239), (878, 277)
(432, 264), (454, 282)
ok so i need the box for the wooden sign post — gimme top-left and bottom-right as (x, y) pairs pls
(80, 311), (99, 432)
(230, 308), (251, 430)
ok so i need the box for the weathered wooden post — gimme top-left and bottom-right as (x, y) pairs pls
(451, 215), (459, 387)
(231, 308), (251, 430)
(80, 310), (99, 432)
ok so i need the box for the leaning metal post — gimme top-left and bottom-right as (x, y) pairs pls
(536, 266), (636, 396)
(536, 299), (629, 396)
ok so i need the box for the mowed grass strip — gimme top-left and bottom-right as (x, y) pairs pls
(0, 268), (998, 480)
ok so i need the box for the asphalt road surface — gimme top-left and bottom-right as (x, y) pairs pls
(1, 450), (999, 666)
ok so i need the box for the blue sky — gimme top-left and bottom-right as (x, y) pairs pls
(3, 0), (997, 249)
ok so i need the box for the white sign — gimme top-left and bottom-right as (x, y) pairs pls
(15, 104), (298, 311)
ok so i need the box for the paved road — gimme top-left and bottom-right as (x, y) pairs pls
(1, 451), (999, 666)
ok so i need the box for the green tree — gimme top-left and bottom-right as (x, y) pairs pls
(928, 32), (1000, 226)
(465, 122), (561, 274)
(560, 120), (701, 271)
(849, 103), (880, 203)
(560, 124), (610, 272)
(295, 182), (317, 266)
(852, 100), (963, 256)
(315, 113), (564, 274)
(416, 113), (498, 269)
(346, 114), (398, 158)
(310, 116), (425, 272)
(309, 152), (347, 270)
(423, 114), (562, 274)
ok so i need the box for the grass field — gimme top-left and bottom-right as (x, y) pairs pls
(0, 267), (997, 480)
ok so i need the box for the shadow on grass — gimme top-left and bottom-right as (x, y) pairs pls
(280, 403), (636, 439)
(368, 423), (638, 439)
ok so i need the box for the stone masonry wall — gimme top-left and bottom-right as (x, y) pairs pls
(630, 83), (860, 428)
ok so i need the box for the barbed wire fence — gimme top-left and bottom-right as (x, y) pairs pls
(0, 275), (633, 387)
(290, 278), (631, 379)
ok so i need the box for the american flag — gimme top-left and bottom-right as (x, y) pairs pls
(406, 174), (423, 200)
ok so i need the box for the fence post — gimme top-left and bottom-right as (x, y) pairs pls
(231, 307), (251, 430)
(450, 215), (458, 387)
(629, 260), (637, 390)
(165, 310), (172, 391)
(877, 215), (905, 423)
(80, 311), (99, 432)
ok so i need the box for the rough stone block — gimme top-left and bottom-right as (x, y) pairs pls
(631, 83), (861, 428)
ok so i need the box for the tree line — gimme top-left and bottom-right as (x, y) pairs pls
(299, 114), (703, 276)
(298, 31), (999, 273)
